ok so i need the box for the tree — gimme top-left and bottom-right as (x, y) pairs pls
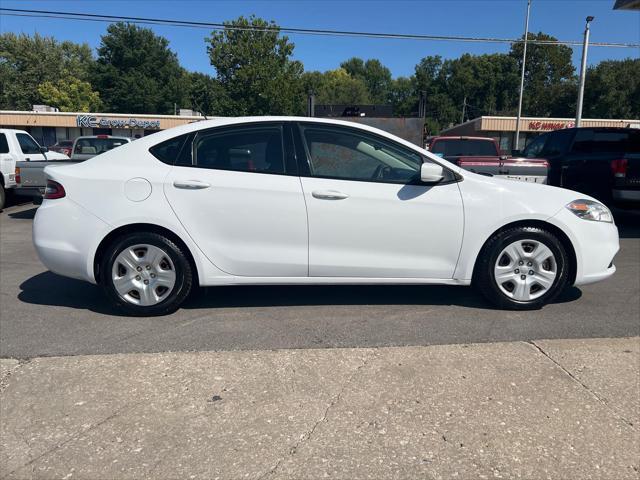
(341, 57), (392, 103)
(92, 23), (186, 114)
(302, 68), (370, 105)
(37, 78), (101, 112)
(183, 72), (231, 117)
(387, 76), (417, 116)
(583, 58), (640, 119)
(509, 32), (575, 116)
(206, 15), (304, 115)
(0, 33), (94, 110)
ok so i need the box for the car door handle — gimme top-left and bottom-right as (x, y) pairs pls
(312, 190), (349, 200)
(173, 180), (211, 190)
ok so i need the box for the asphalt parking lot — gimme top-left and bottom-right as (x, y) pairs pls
(1, 202), (639, 359)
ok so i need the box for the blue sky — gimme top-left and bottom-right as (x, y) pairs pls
(1, 0), (638, 77)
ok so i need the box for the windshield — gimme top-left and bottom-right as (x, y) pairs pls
(74, 138), (128, 155)
(431, 139), (497, 157)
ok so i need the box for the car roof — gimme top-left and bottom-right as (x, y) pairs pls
(431, 136), (495, 141)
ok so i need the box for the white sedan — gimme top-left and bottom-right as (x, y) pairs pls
(33, 117), (619, 316)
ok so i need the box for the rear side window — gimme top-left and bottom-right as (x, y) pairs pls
(571, 129), (629, 154)
(0, 134), (8, 154)
(430, 139), (497, 156)
(16, 133), (41, 154)
(149, 134), (192, 166)
(194, 126), (286, 174)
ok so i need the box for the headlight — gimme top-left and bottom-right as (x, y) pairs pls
(566, 199), (613, 223)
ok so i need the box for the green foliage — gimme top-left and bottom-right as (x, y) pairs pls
(37, 78), (101, 112)
(341, 57), (392, 103)
(303, 68), (371, 105)
(206, 15), (304, 115)
(583, 58), (640, 119)
(92, 23), (186, 114)
(509, 32), (575, 116)
(0, 32), (93, 110)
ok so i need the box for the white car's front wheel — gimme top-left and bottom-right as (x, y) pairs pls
(475, 226), (570, 310)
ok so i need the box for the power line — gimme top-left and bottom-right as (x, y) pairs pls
(1, 7), (639, 48)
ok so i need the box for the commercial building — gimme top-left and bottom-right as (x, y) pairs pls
(0, 110), (205, 147)
(439, 116), (640, 152)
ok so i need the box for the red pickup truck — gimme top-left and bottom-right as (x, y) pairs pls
(427, 136), (549, 184)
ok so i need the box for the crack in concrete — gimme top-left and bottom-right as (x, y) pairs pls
(4, 400), (143, 478)
(526, 340), (636, 430)
(257, 350), (377, 480)
(0, 358), (31, 393)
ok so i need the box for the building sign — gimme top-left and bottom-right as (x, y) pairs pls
(76, 115), (161, 130)
(528, 121), (575, 131)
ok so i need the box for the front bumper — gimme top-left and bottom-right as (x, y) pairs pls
(551, 208), (619, 286)
(33, 197), (110, 284)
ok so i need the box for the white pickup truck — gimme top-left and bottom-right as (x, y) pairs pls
(0, 129), (70, 210)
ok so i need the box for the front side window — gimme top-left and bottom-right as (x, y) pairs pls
(522, 133), (548, 158)
(0, 134), (9, 154)
(16, 133), (41, 155)
(194, 126), (285, 175)
(300, 125), (424, 184)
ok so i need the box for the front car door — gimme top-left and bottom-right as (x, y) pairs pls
(295, 122), (464, 279)
(163, 123), (308, 277)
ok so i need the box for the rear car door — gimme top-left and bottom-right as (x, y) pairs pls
(163, 123), (308, 277)
(295, 122), (464, 279)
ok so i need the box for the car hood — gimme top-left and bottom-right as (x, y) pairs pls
(45, 151), (70, 160)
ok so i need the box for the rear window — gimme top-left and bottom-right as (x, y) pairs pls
(431, 139), (497, 157)
(74, 138), (128, 155)
(571, 129), (635, 154)
(0, 134), (8, 154)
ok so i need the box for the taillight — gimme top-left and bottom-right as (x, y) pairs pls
(15, 166), (21, 184)
(44, 180), (66, 199)
(611, 158), (628, 178)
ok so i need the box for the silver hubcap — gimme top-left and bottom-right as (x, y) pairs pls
(111, 244), (176, 306)
(494, 239), (557, 302)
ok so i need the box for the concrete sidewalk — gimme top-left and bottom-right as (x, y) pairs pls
(1, 338), (638, 480)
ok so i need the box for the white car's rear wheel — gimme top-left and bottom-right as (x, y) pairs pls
(475, 226), (570, 310)
(101, 232), (193, 316)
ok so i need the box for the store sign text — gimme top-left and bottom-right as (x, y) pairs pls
(76, 115), (161, 130)
(528, 121), (575, 131)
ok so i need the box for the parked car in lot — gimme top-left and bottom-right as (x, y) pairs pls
(33, 117), (619, 316)
(49, 140), (74, 157)
(428, 136), (549, 183)
(71, 135), (132, 161)
(0, 128), (69, 209)
(514, 127), (640, 207)
(15, 135), (132, 201)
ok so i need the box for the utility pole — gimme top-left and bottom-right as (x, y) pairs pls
(460, 96), (467, 124)
(576, 16), (594, 127)
(514, 0), (531, 153)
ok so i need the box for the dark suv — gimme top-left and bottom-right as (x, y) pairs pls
(517, 127), (640, 207)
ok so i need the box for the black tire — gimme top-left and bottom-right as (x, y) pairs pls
(0, 184), (5, 211)
(474, 226), (570, 310)
(99, 232), (194, 316)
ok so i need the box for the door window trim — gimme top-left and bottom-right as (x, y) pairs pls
(293, 121), (460, 186)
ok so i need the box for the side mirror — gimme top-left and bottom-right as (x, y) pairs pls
(40, 146), (48, 153)
(421, 162), (444, 183)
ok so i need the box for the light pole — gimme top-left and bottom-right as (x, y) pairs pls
(575, 16), (594, 127)
(514, 0), (531, 153)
